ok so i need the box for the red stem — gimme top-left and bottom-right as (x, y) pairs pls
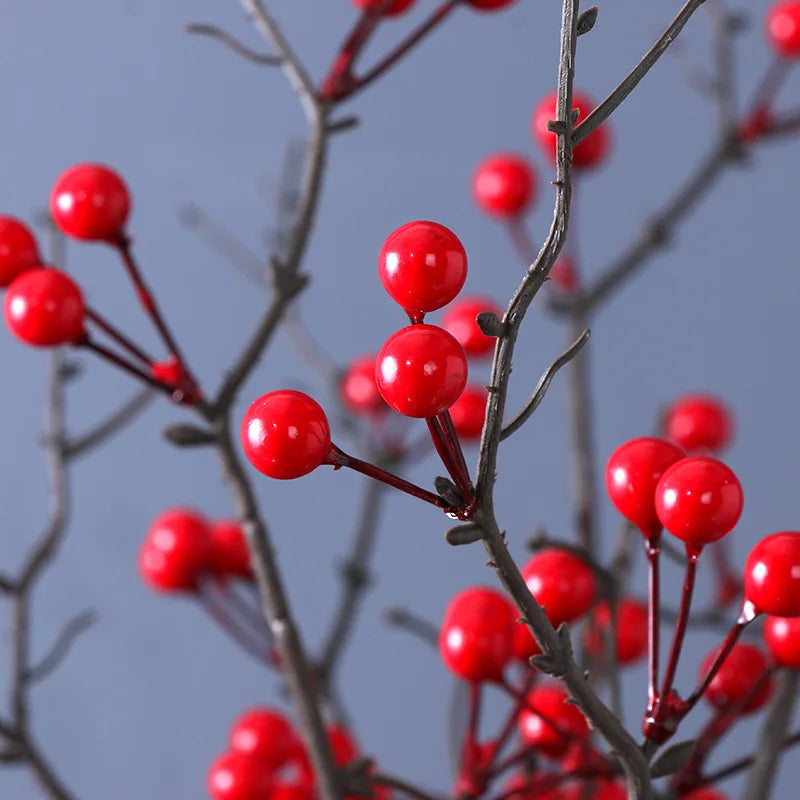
(644, 534), (661, 713)
(498, 677), (577, 744)
(78, 337), (170, 394)
(426, 416), (473, 500)
(85, 307), (155, 366)
(439, 411), (471, 489)
(486, 671), (537, 774)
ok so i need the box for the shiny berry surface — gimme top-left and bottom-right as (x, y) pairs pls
(532, 91), (611, 170)
(138, 508), (212, 592)
(448, 385), (487, 440)
(376, 324), (467, 418)
(4, 268), (86, 347)
(605, 437), (684, 538)
(655, 457), (743, 548)
(518, 684), (590, 757)
(473, 154), (536, 218)
(744, 532), (800, 616)
(340, 355), (385, 414)
(208, 751), (274, 800)
(241, 390), (331, 479)
(0, 216), (40, 287)
(352, 0), (415, 15)
(699, 642), (773, 713)
(50, 163), (131, 241)
(209, 520), (253, 579)
(767, 1), (800, 57)
(230, 708), (295, 768)
(442, 296), (502, 357)
(467, 0), (517, 9)
(378, 221), (467, 315)
(665, 394), (733, 454)
(583, 597), (648, 665)
(764, 615), (800, 668)
(439, 586), (515, 682)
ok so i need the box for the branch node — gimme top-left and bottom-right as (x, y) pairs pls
(476, 311), (505, 338)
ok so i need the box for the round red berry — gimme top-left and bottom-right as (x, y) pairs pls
(449, 385), (487, 440)
(744, 532), (800, 616)
(439, 586), (516, 682)
(699, 642), (773, 713)
(50, 164), (131, 241)
(583, 597), (648, 666)
(467, 0), (517, 9)
(532, 91), (611, 170)
(679, 788), (729, 800)
(550, 256), (579, 292)
(375, 324), (467, 418)
(241, 390), (331, 479)
(209, 520), (253, 579)
(208, 751), (275, 800)
(340, 355), (385, 415)
(352, 0), (415, 14)
(504, 771), (564, 800)
(473, 154), (536, 218)
(511, 617), (542, 662)
(654, 457), (743, 548)
(764, 615), (800, 668)
(767, 2), (800, 57)
(605, 437), (685, 538)
(518, 684), (590, 757)
(327, 725), (359, 766)
(230, 708), (296, 769)
(665, 394), (733, 454)
(0, 216), (40, 287)
(378, 221), (467, 316)
(4, 268), (86, 347)
(442, 296), (502, 357)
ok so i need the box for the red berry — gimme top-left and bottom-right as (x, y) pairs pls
(532, 91), (611, 170)
(439, 586), (516, 682)
(0, 216), (40, 287)
(744, 532), (800, 616)
(654, 457), (743, 548)
(764, 615), (800, 667)
(449, 385), (487, 440)
(767, 1), (800, 57)
(230, 708), (296, 769)
(378, 221), (467, 316)
(504, 771), (564, 800)
(4, 268), (86, 347)
(473, 154), (536, 218)
(208, 520), (252, 579)
(664, 394), (733, 454)
(340, 355), (386, 415)
(550, 256), (579, 292)
(699, 642), (773, 713)
(50, 164), (131, 241)
(241, 390), (331, 479)
(138, 508), (212, 593)
(273, 783), (315, 800)
(583, 597), (648, 665)
(352, 0), (415, 15)
(208, 751), (274, 800)
(442, 296), (502, 357)
(327, 725), (359, 766)
(375, 324), (468, 418)
(466, 0), (517, 9)
(562, 783), (627, 800)
(518, 684), (590, 757)
(605, 437), (685, 538)
(679, 789), (729, 800)
(511, 617), (542, 662)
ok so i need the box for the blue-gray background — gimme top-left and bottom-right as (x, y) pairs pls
(1, 1), (798, 797)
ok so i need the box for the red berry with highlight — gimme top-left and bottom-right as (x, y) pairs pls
(744, 532), (800, 616)
(209, 520), (252, 579)
(340, 355), (385, 415)
(208, 751), (274, 800)
(473, 154), (536, 218)
(665, 394), (733, 454)
(699, 642), (773, 713)
(767, 2), (800, 57)
(442, 296), (502, 357)
(764, 615), (800, 668)
(0, 216), (40, 287)
(352, 0), (415, 15)
(518, 684), (590, 757)
(230, 708), (296, 769)
(583, 597), (648, 665)
(449, 385), (487, 441)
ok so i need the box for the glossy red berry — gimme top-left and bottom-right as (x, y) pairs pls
(442, 296), (502, 357)
(764, 615), (800, 668)
(511, 617), (542, 662)
(352, 0), (415, 15)
(138, 508), (212, 593)
(467, 0), (517, 9)
(449, 385), (487, 440)
(378, 221), (467, 316)
(208, 751), (275, 800)
(664, 394), (733, 454)
(209, 520), (252, 579)
(376, 324), (467, 418)
(230, 708), (296, 769)
(327, 725), (359, 766)
(4, 268), (86, 347)
(767, 2), (800, 57)
(654, 457), (743, 548)
(518, 684), (590, 757)
(550, 256), (578, 292)
(50, 164), (131, 241)
(583, 597), (648, 665)
(0, 216), (40, 287)
(532, 91), (611, 170)
(439, 586), (516, 682)
(699, 642), (773, 713)
(241, 390), (331, 479)
(473, 154), (536, 218)
(605, 437), (685, 538)
(340, 355), (385, 415)
(744, 532), (800, 616)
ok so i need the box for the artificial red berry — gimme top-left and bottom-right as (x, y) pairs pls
(767, 1), (800, 57)
(327, 724), (359, 766)
(375, 324), (468, 418)
(679, 789), (729, 800)
(4, 268), (86, 347)
(138, 507), (212, 592)
(50, 164), (131, 241)
(209, 520), (253, 579)
(605, 437), (685, 538)
(442, 296), (502, 357)
(583, 597), (648, 665)
(518, 684), (590, 757)
(208, 751), (275, 800)
(744, 532), (800, 616)
(352, 0), (415, 15)
(654, 457), (743, 548)
(0, 216), (40, 287)
(764, 615), (800, 667)
(550, 256), (578, 292)
(699, 642), (773, 713)
(439, 586), (516, 682)
(466, 0), (517, 9)
(241, 390), (331, 480)
(340, 355), (385, 415)
(378, 221), (467, 316)
(532, 91), (611, 170)
(449, 385), (487, 440)
(229, 708), (296, 769)
(472, 154), (536, 218)
(511, 616), (542, 662)
(664, 394), (733, 454)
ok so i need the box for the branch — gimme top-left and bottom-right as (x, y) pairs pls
(184, 22), (282, 65)
(371, 771), (445, 800)
(25, 611), (97, 684)
(384, 607), (439, 648)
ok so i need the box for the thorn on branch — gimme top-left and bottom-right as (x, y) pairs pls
(577, 6), (599, 36)
(162, 423), (218, 447)
(339, 560), (371, 589)
(184, 22), (283, 66)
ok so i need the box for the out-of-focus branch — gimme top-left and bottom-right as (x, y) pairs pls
(384, 607), (440, 648)
(184, 22), (283, 65)
(25, 611), (97, 684)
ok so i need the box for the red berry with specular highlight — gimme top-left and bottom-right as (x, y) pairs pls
(241, 390), (331, 479)
(50, 164), (131, 241)
(764, 615), (800, 668)
(473, 154), (536, 218)
(699, 642), (773, 713)
(583, 597), (648, 665)
(4, 268), (86, 347)
(449, 385), (487, 440)
(0, 216), (40, 287)
(209, 520), (252, 579)
(208, 751), (275, 800)
(230, 708), (296, 769)
(378, 221), (467, 316)
(745, 532), (800, 616)
(518, 684), (590, 757)
(352, 0), (415, 15)
(442, 296), (502, 357)
(767, 2), (800, 57)
(665, 394), (733, 454)
(340, 355), (385, 415)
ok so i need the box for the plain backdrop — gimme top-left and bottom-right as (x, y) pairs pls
(1, 1), (799, 797)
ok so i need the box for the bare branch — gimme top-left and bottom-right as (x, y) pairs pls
(184, 22), (282, 65)
(384, 607), (439, 648)
(25, 611), (97, 684)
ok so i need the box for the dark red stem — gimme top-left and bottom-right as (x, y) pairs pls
(485, 671), (537, 775)
(85, 307), (155, 365)
(78, 336), (169, 394)
(426, 415), (473, 500)
(644, 534), (661, 713)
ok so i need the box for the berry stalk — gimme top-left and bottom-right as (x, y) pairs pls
(85, 307), (155, 366)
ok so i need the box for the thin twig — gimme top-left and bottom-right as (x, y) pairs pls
(184, 22), (282, 65)
(384, 607), (439, 647)
(25, 611), (97, 684)
(707, 0), (736, 132)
